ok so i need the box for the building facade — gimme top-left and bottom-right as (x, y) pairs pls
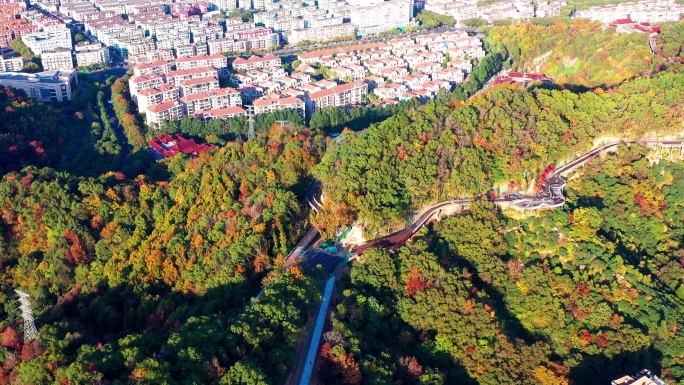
(0, 70), (77, 102)
(41, 50), (74, 71)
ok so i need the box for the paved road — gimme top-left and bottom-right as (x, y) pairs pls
(295, 138), (684, 384)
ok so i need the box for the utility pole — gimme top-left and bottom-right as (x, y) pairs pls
(15, 290), (39, 343)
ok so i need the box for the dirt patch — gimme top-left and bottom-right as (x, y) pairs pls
(340, 224), (366, 247)
(562, 56), (577, 68)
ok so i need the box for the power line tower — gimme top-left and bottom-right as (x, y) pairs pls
(247, 106), (256, 140)
(15, 290), (39, 343)
(275, 120), (289, 130)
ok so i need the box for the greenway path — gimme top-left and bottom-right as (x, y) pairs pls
(291, 138), (684, 385)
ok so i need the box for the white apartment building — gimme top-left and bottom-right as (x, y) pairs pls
(194, 106), (247, 120)
(175, 54), (230, 77)
(179, 76), (220, 96)
(129, 73), (165, 98)
(145, 100), (184, 126)
(535, 1), (565, 17)
(208, 38), (248, 55)
(22, 28), (72, 55)
(575, 0), (684, 22)
(252, 96), (306, 118)
(133, 60), (173, 76)
(166, 67), (220, 87)
(288, 23), (355, 44)
(212, 0), (238, 11)
(41, 50), (74, 71)
(175, 54), (229, 70)
(0, 70), (77, 103)
(74, 43), (110, 67)
(304, 80), (367, 113)
(244, 32), (280, 51)
(0, 55), (26, 72)
(350, 0), (413, 35)
(136, 84), (179, 111)
(232, 54), (281, 71)
(180, 88), (242, 115)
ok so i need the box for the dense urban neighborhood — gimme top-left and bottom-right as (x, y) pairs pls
(1, 0), (684, 384)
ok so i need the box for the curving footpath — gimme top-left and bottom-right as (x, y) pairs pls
(294, 138), (684, 384)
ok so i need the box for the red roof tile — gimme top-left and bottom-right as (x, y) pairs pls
(147, 101), (180, 113)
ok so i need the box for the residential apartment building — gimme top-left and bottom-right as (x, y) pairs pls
(350, 0), (413, 35)
(575, 0), (684, 22)
(22, 27), (71, 55)
(212, 0), (239, 11)
(179, 76), (220, 96)
(208, 38), (248, 55)
(232, 54), (281, 71)
(175, 53), (229, 77)
(194, 105), (247, 120)
(0, 70), (77, 102)
(252, 96), (305, 117)
(129, 73), (165, 97)
(74, 43), (110, 67)
(304, 79), (367, 113)
(180, 87), (242, 115)
(0, 54), (25, 72)
(128, 49), (175, 64)
(612, 369), (667, 385)
(41, 50), (74, 71)
(135, 84), (179, 111)
(165, 67), (219, 87)
(133, 60), (173, 76)
(288, 23), (355, 45)
(145, 100), (184, 126)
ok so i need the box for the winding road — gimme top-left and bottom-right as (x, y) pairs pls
(294, 138), (684, 384)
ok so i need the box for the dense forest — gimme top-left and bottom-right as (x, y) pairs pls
(2, 17), (684, 384)
(487, 19), (671, 88)
(313, 72), (684, 235)
(0, 125), (328, 383)
(319, 147), (684, 384)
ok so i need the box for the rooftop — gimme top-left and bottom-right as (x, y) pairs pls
(181, 88), (239, 102)
(0, 70), (73, 83)
(149, 133), (215, 159)
(147, 100), (180, 112)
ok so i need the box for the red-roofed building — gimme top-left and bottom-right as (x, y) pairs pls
(136, 84), (179, 111)
(194, 106), (247, 120)
(129, 73), (164, 98)
(181, 88), (242, 115)
(145, 100), (184, 126)
(133, 60), (173, 76)
(179, 76), (220, 96)
(176, 53), (229, 77)
(149, 133), (216, 160)
(493, 71), (551, 85)
(166, 67), (219, 87)
(304, 80), (368, 113)
(610, 18), (661, 34)
(232, 54), (281, 71)
(252, 96), (305, 118)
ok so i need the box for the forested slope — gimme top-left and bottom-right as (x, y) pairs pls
(0, 125), (325, 383)
(320, 148), (684, 384)
(313, 72), (684, 235)
(488, 20), (661, 88)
